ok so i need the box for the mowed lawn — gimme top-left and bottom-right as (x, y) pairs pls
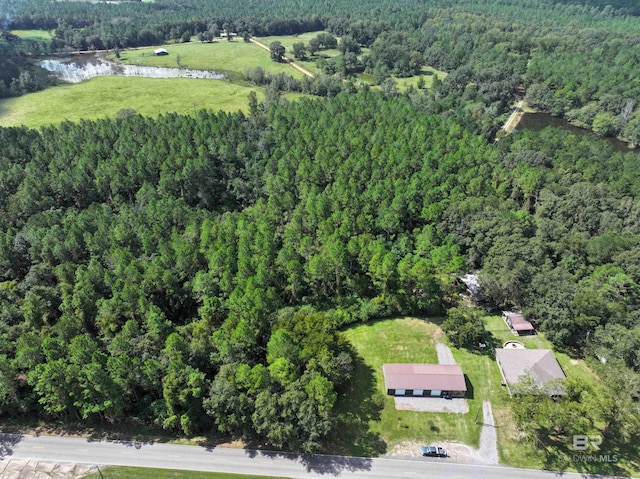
(111, 41), (304, 79)
(0, 77), (266, 128)
(339, 315), (624, 472)
(84, 467), (288, 479)
(9, 29), (53, 42)
(340, 317), (495, 452)
(394, 66), (448, 91)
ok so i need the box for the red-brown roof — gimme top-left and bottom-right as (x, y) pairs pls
(382, 364), (467, 392)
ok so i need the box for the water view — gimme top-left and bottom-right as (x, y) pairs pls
(39, 56), (225, 83)
(517, 112), (635, 153)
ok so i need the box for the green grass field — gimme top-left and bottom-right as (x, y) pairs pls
(0, 76), (267, 128)
(394, 66), (448, 91)
(9, 29), (53, 42)
(111, 41), (304, 79)
(84, 467), (287, 479)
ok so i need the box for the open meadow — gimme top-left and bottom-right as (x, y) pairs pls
(0, 31), (446, 128)
(0, 76), (268, 128)
(110, 40), (304, 79)
(9, 29), (53, 42)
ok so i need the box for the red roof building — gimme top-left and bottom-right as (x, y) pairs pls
(382, 364), (467, 398)
(502, 311), (535, 335)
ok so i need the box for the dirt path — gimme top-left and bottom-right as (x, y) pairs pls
(502, 100), (524, 133)
(250, 38), (315, 78)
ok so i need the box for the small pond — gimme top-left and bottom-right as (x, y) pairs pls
(39, 56), (225, 83)
(517, 112), (635, 154)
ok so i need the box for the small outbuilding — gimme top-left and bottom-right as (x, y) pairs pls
(154, 48), (169, 56)
(495, 348), (566, 397)
(502, 311), (535, 335)
(382, 363), (467, 398)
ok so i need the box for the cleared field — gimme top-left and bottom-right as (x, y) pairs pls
(255, 32), (333, 53)
(357, 66), (448, 92)
(9, 29), (53, 41)
(111, 41), (304, 79)
(84, 467), (287, 479)
(340, 318), (487, 453)
(0, 76), (266, 128)
(394, 66), (448, 91)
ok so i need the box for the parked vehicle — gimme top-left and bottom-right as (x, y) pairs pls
(420, 445), (447, 457)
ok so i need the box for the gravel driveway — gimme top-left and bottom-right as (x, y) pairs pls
(393, 396), (469, 413)
(436, 342), (456, 364)
(478, 401), (499, 464)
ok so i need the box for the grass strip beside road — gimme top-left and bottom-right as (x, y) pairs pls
(84, 466), (288, 479)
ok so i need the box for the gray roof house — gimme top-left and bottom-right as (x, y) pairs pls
(495, 348), (566, 396)
(382, 364), (467, 398)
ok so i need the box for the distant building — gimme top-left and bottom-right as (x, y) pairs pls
(1, 31), (21, 42)
(495, 348), (566, 397)
(382, 364), (467, 398)
(154, 48), (169, 56)
(502, 311), (535, 335)
(220, 31), (237, 38)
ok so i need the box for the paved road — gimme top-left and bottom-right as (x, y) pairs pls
(0, 433), (632, 479)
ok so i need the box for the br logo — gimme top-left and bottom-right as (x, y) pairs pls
(572, 435), (603, 451)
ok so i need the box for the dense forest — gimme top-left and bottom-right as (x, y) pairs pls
(4, 0), (640, 140)
(1, 91), (640, 451)
(2, 0), (640, 458)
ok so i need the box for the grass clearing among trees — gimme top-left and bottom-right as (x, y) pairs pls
(110, 41), (304, 79)
(9, 29), (53, 42)
(0, 76), (269, 128)
(339, 314), (631, 474)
